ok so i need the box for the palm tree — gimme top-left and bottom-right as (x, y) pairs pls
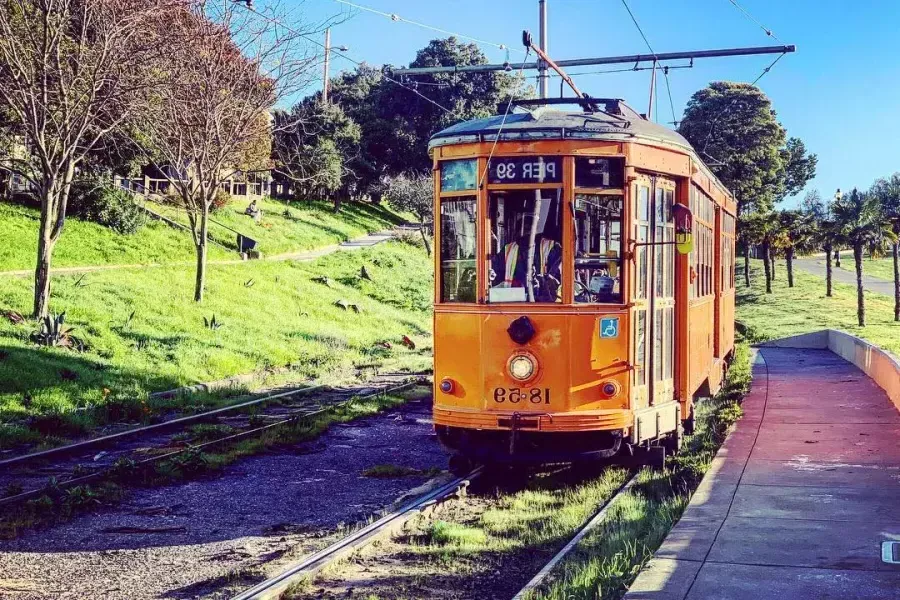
(801, 190), (843, 297)
(776, 209), (816, 288)
(870, 174), (900, 321)
(832, 188), (896, 326)
(741, 212), (777, 293)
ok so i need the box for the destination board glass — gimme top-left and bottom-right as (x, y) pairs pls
(575, 157), (625, 188)
(440, 159), (477, 192)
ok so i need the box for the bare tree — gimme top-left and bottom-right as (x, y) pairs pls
(134, 2), (319, 302)
(386, 172), (433, 256)
(0, 0), (179, 317)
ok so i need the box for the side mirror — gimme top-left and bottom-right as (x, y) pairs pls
(673, 203), (694, 255)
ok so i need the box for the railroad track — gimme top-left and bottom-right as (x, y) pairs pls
(232, 467), (484, 600)
(0, 376), (428, 510)
(231, 466), (641, 600)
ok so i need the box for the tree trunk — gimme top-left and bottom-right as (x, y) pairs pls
(762, 240), (772, 294)
(824, 243), (833, 297)
(194, 206), (210, 303)
(333, 195), (342, 214)
(835, 249), (841, 268)
(419, 222), (432, 257)
(786, 246), (794, 288)
(854, 243), (864, 327)
(770, 246), (777, 279)
(743, 245), (750, 287)
(892, 240), (899, 322)
(33, 218), (55, 318)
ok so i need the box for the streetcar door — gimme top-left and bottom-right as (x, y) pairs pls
(651, 179), (676, 407)
(630, 175), (675, 408)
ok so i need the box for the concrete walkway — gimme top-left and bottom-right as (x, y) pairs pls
(626, 346), (900, 599)
(0, 232), (395, 279)
(794, 256), (895, 297)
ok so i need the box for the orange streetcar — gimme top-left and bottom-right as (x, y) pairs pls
(429, 97), (736, 471)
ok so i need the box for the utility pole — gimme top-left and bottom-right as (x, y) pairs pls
(323, 28), (331, 103)
(647, 60), (657, 119)
(538, 0), (548, 98)
(392, 45), (795, 77)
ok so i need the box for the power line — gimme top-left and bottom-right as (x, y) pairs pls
(242, 5), (452, 113)
(700, 51), (788, 159)
(727, 0), (782, 43)
(620, 0), (677, 127)
(332, 0), (525, 54)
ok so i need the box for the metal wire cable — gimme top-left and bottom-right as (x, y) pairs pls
(332, 0), (525, 54)
(620, 0), (677, 127)
(700, 51), (788, 157)
(241, 5), (451, 113)
(478, 46), (532, 189)
(727, 0), (782, 43)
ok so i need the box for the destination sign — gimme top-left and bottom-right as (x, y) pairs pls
(488, 156), (562, 184)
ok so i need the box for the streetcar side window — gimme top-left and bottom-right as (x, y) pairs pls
(487, 189), (563, 303)
(440, 197), (477, 303)
(574, 194), (623, 304)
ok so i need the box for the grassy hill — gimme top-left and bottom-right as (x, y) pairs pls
(0, 240), (433, 450)
(0, 197), (406, 272)
(737, 259), (900, 356)
(149, 197), (406, 256)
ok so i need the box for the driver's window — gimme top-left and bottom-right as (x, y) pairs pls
(574, 193), (623, 303)
(487, 189), (562, 303)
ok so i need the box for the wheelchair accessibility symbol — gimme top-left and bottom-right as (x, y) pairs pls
(600, 317), (619, 339)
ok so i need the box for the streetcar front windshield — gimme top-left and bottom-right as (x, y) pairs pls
(440, 197), (477, 302)
(574, 194), (623, 303)
(487, 189), (563, 303)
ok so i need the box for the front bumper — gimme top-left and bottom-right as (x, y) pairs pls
(433, 405), (633, 432)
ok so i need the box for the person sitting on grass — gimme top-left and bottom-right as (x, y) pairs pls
(245, 199), (261, 222)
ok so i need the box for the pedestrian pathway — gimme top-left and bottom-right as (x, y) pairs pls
(0, 231), (395, 279)
(794, 256), (895, 297)
(626, 346), (900, 599)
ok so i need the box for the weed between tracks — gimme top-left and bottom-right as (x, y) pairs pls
(0, 387), (424, 539)
(521, 342), (752, 600)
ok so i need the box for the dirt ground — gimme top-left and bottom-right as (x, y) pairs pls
(0, 395), (448, 600)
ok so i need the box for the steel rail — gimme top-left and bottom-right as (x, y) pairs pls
(0, 380), (425, 510)
(0, 385), (328, 469)
(511, 472), (641, 600)
(231, 466), (484, 600)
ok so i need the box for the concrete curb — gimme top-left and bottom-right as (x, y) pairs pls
(759, 329), (900, 412)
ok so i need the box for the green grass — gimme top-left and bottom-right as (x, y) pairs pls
(837, 255), (898, 282)
(362, 464), (443, 478)
(739, 259), (900, 356)
(0, 241), (433, 449)
(525, 343), (752, 600)
(0, 201), (231, 271)
(151, 197), (407, 256)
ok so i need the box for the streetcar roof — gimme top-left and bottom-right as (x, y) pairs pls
(429, 100), (732, 202)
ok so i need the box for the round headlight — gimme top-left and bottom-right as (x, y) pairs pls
(601, 381), (620, 398)
(508, 354), (536, 381)
(439, 378), (454, 393)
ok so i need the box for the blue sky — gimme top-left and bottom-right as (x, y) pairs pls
(287, 0), (900, 206)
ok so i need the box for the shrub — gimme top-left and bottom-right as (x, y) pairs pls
(70, 178), (146, 234)
(211, 188), (232, 212)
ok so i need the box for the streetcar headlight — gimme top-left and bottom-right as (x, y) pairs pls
(508, 354), (536, 381)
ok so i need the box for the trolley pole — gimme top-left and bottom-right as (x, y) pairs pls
(323, 28), (331, 103)
(538, 0), (549, 98)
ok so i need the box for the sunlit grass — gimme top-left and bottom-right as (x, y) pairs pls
(738, 259), (900, 355)
(0, 242), (433, 448)
(836, 254), (898, 282)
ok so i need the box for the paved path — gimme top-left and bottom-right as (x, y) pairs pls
(0, 232), (395, 279)
(626, 346), (900, 600)
(794, 256), (895, 297)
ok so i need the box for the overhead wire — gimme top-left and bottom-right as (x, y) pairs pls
(726, 0), (782, 43)
(332, 0), (525, 54)
(478, 47), (533, 189)
(241, 4), (452, 113)
(620, 0), (677, 127)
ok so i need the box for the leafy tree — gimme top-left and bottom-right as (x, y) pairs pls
(329, 37), (519, 198)
(272, 100), (361, 210)
(0, 0), (178, 317)
(869, 174), (900, 321)
(779, 138), (818, 201)
(831, 188), (897, 326)
(678, 82), (787, 214)
(385, 172), (433, 256)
